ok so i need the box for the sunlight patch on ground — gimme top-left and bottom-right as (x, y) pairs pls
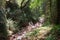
(25, 26), (52, 40)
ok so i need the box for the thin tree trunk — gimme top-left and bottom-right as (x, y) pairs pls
(50, 0), (57, 24)
(57, 0), (60, 24)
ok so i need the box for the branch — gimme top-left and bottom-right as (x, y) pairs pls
(20, 0), (30, 10)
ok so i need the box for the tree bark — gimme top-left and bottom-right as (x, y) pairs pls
(57, 0), (60, 24)
(50, 0), (57, 24)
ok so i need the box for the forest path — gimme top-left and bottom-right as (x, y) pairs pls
(9, 15), (52, 40)
(10, 22), (52, 40)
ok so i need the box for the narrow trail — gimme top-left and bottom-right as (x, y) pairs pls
(9, 16), (52, 40)
(9, 22), (52, 40)
(10, 22), (42, 40)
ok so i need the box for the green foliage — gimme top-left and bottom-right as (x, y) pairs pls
(30, 0), (44, 9)
(53, 25), (60, 30)
(46, 25), (60, 40)
(6, 0), (53, 31)
(15, 0), (22, 7)
(30, 29), (40, 36)
(0, 9), (8, 40)
(7, 0), (44, 30)
(45, 34), (56, 40)
(26, 29), (40, 37)
(42, 20), (51, 27)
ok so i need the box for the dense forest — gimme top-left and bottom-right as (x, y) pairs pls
(0, 0), (60, 40)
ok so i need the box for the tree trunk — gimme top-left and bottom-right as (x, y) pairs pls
(50, 0), (57, 24)
(57, 0), (60, 24)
